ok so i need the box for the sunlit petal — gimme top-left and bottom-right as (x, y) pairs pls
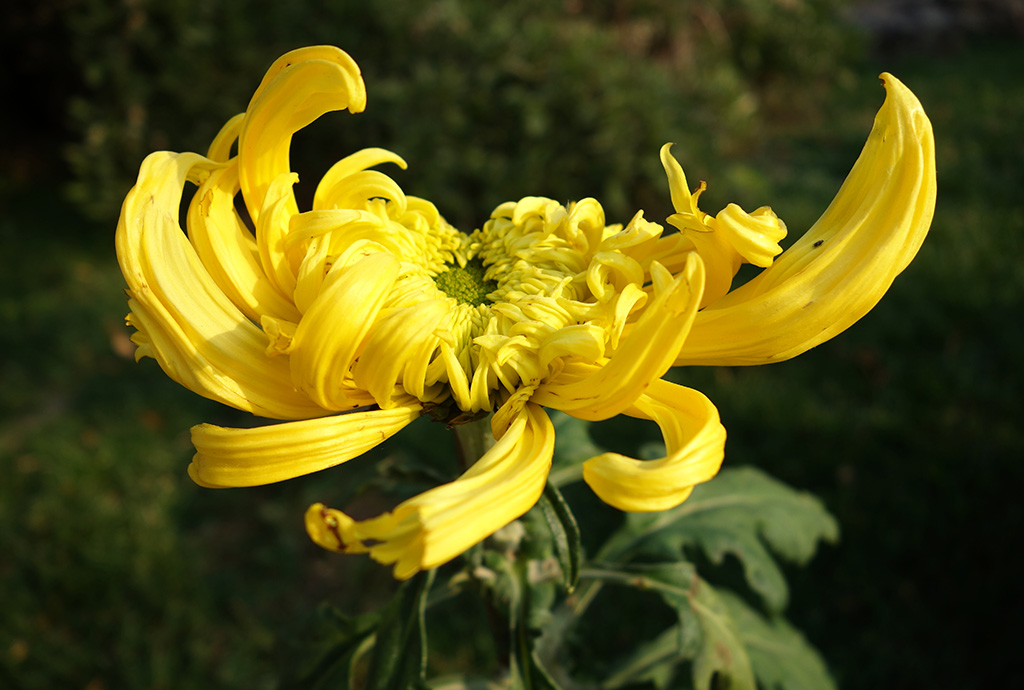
(676, 73), (936, 365)
(255, 172), (302, 299)
(583, 379), (726, 512)
(531, 253), (704, 420)
(116, 151), (324, 419)
(189, 400), (422, 488)
(187, 163), (302, 324)
(313, 147), (408, 210)
(353, 298), (452, 407)
(289, 252), (399, 410)
(207, 113), (245, 163)
(305, 401), (554, 579)
(661, 145), (788, 307)
(238, 46), (366, 222)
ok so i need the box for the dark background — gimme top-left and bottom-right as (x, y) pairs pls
(2, 1), (1022, 688)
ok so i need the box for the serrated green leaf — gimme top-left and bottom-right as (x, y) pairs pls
(718, 591), (837, 690)
(365, 569), (435, 690)
(634, 566), (755, 690)
(614, 467), (839, 613)
(538, 483), (582, 592)
(687, 579), (756, 690)
(583, 565), (753, 690)
(602, 616), (684, 690)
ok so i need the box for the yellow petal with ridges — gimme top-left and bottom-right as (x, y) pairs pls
(676, 73), (936, 365)
(188, 400), (422, 488)
(662, 145), (788, 307)
(116, 151), (324, 419)
(255, 172), (302, 299)
(289, 208), (409, 262)
(313, 147), (408, 210)
(715, 204), (787, 269)
(187, 163), (302, 324)
(238, 47), (366, 223)
(531, 253), (704, 421)
(583, 379), (726, 512)
(353, 298), (451, 407)
(207, 113), (245, 163)
(289, 252), (399, 410)
(305, 401), (554, 579)
(321, 170), (409, 216)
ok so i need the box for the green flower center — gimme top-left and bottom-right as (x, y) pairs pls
(433, 258), (497, 307)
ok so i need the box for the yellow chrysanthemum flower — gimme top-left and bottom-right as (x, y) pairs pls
(115, 46), (935, 580)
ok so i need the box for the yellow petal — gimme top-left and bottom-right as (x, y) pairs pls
(288, 207), (407, 263)
(289, 252), (400, 410)
(187, 162), (302, 324)
(583, 379), (726, 512)
(305, 401), (554, 579)
(256, 172), (302, 299)
(715, 204), (787, 269)
(531, 253), (705, 421)
(676, 73), (936, 365)
(538, 324), (606, 370)
(352, 299), (451, 407)
(115, 151), (325, 419)
(188, 400), (422, 488)
(207, 113), (245, 162)
(313, 147), (408, 210)
(238, 46), (366, 223)
(661, 145), (787, 307)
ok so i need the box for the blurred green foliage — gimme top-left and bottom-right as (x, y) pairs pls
(2, 2), (1023, 689)
(54, 0), (859, 228)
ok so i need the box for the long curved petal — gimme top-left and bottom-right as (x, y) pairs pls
(289, 252), (400, 410)
(187, 163), (302, 324)
(531, 253), (704, 421)
(583, 379), (726, 512)
(352, 298), (452, 407)
(116, 151), (325, 419)
(313, 147), (409, 211)
(188, 400), (422, 488)
(238, 46), (366, 222)
(676, 73), (936, 365)
(305, 401), (555, 579)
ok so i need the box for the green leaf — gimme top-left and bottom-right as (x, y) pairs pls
(427, 676), (510, 690)
(719, 591), (837, 690)
(508, 559), (565, 690)
(598, 573), (835, 690)
(537, 483), (582, 592)
(615, 467), (839, 613)
(583, 565), (754, 690)
(686, 579), (756, 690)
(279, 604), (379, 690)
(602, 625), (682, 690)
(365, 569), (436, 690)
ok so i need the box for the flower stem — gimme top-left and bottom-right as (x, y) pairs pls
(451, 415), (495, 471)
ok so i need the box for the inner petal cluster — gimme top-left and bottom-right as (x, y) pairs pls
(308, 157), (677, 416)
